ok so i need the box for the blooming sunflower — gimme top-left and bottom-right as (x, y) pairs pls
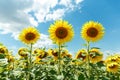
(0, 46), (8, 54)
(18, 47), (28, 58)
(34, 48), (48, 59)
(75, 49), (88, 62)
(106, 62), (119, 73)
(105, 54), (120, 64)
(48, 20), (74, 45)
(89, 48), (103, 64)
(60, 49), (72, 58)
(33, 48), (43, 54)
(34, 50), (48, 64)
(60, 48), (68, 58)
(81, 21), (104, 42)
(66, 53), (72, 58)
(48, 49), (59, 60)
(7, 55), (15, 63)
(19, 27), (40, 44)
(38, 51), (48, 59)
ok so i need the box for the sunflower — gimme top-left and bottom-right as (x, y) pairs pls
(105, 54), (120, 64)
(60, 48), (68, 58)
(34, 50), (48, 64)
(38, 51), (48, 59)
(7, 56), (15, 63)
(48, 49), (59, 60)
(75, 49), (88, 62)
(0, 46), (8, 54)
(34, 48), (48, 59)
(66, 53), (72, 58)
(19, 27), (40, 44)
(106, 62), (119, 73)
(60, 48), (72, 58)
(18, 47), (28, 58)
(33, 48), (43, 54)
(48, 20), (74, 45)
(81, 21), (104, 42)
(89, 48), (103, 64)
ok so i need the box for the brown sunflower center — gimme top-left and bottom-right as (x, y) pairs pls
(109, 65), (117, 69)
(66, 54), (72, 58)
(25, 32), (36, 41)
(77, 53), (86, 60)
(42, 52), (48, 58)
(55, 27), (68, 39)
(52, 51), (58, 57)
(38, 54), (43, 58)
(111, 59), (117, 62)
(0, 48), (5, 53)
(87, 27), (98, 37)
(89, 52), (97, 58)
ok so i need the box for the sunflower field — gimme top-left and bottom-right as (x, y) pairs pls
(0, 20), (120, 80)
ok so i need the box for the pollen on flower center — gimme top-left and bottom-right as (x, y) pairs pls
(55, 27), (68, 39)
(25, 33), (36, 40)
(87, 27), (98, 37)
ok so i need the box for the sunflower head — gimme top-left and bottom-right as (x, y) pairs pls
(66, 53), (72, 58)
(19, 27), (40, 44)
(48, 49), (59, 60)
(7, 56), (15, 63)
(34, 48), (48, 59)
(0, 46), (8, 54)
(60, 48), (72, 58)
(18, 47), (28, 57)
(105, 54), (120, 64)
(106, 62), (119, 73)
(60, 48), (69, 58)
(48, 20), (74, 45)
(34, 51), (48, 64)
(33, 48), (43, 54)
(81, 21), (105, 42)
(89, 48), (103, 64)
(52, 49), (59, 59)
(75, 49), (88, 62)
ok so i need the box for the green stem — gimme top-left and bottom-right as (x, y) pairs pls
(30, 43), (32, 67)
(87, 41), (90, 79)
(27, 43), (33, 80)
(58, 44), (61, 75)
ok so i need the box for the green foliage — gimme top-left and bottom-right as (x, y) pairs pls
(0, 54), (5, 59)
(0, 43), (120, 80)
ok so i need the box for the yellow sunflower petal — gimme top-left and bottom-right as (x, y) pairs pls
(75, 49), (88, 62)
(89, 48), (103, 64)
(81, 21), (105, 42)
(19, 27), (40, 44)
(48, 20), (74, 45)
(106, 62), (119, 73)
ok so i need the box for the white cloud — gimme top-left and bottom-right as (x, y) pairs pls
(33, 34), (54, 49)
(46, 9), (65, 21)
(0, 0), (83, 47)
(32, 0), (59, 23)
(31, 0), (83, 23)
(59, 0), (72, 7)
(102, 49), (120, 59)
(0, 0), (36, 36)
(29, 16), (38, 27)
(0, 0), (83, 35)
(75, 0), (84, 4)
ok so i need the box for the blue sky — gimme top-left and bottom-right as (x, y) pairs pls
(0, 0), (120, 57)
